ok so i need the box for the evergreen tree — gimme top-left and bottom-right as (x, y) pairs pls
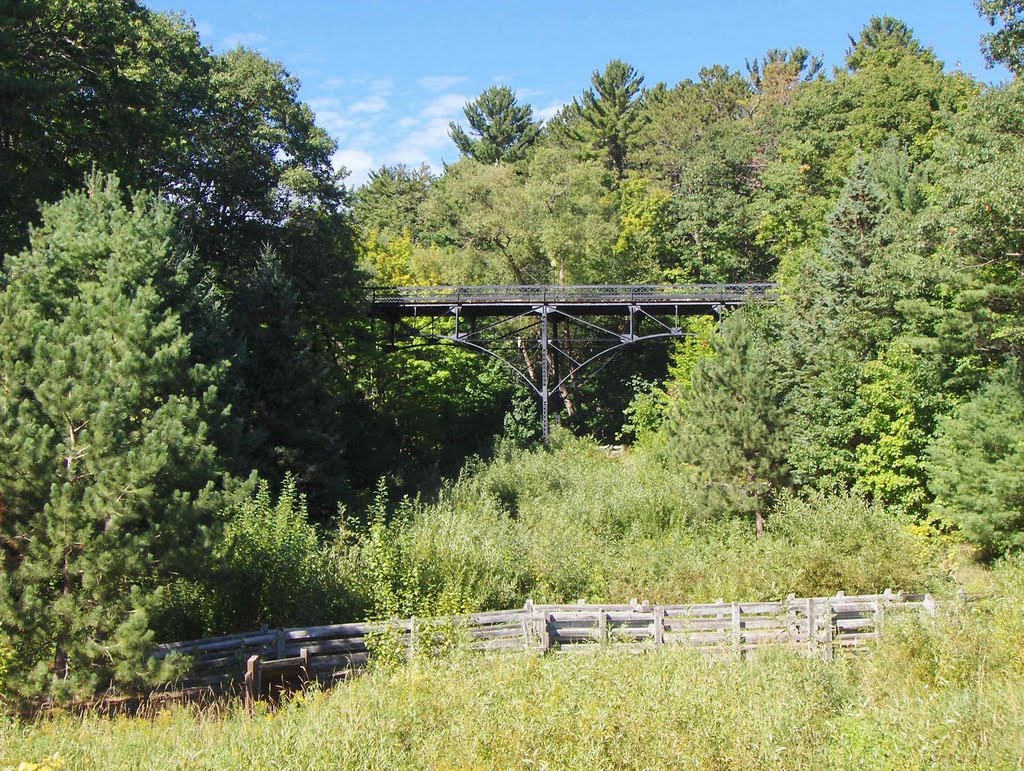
(448, 86), (540, 165)
(845, 16), (931, 71)
(665, 311), (790, 536)
(0, 176), (224, 701)
(354, 164), (433, 242)
(783, 159), (888, 489)
(926, 365), (1024, 554)
(567, 59), (646, 181)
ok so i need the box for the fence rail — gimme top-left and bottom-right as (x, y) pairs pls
(154, 590), (939, 693)
(370, 283), (778, 307)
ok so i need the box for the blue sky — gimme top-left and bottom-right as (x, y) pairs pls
(147, 1), (1010, 187)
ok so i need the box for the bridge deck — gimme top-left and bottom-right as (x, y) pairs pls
(370, 284), (777, 317)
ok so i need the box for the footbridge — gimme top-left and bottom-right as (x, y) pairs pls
(369, 284), (777, 439)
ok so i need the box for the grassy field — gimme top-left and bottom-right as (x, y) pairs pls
(3, 564), (1023, 770)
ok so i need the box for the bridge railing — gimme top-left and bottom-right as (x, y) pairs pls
(370, 284), (778, 306)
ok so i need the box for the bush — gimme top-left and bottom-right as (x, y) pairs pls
(333, 438), (946, 614)
(158, 476), (353, 638)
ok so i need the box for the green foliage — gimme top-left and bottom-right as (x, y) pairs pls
(565, 59), (646, 181)
(0, 0), (209, 257)
(0, 176), (224, 701)
(359, 229), (416, 286)
(448, 86), (540, 164)
(620, 316), (717, 443)
(338, 481), (476, 619)
(664, 311), (791, 533)
(620, 377), (670, 444)
(926, 365), (1024, 554)
(782, 159), (888, 489)
(174, 476), (349, 635)
(852, 341), (947, 516)
(353, 164), (433, 243)
(977, 0), (1024, 74)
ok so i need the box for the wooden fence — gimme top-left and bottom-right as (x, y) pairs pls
(154, 590), (940, 696)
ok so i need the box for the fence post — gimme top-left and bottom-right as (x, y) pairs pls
(244, 655), (261, 711)
(731, 603), (742, 658)
(822, 601), (834, 661)
(923, 594), (937, 616)
(300, 647), (312, 684)
(598, 609), (608, 645)
(276, 628), (285, 659)
(874, 598), (884, 641)
(540, 612), (552, 652)
(653, 606), (665, 647)
(806, 598), (817, 656)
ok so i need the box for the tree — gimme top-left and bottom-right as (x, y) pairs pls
(419, 159), (543, 284)
(0, 176), (224, 701)
(0, 3), (363, 515)
(977, 0), (1024, 74)
(745, 47), (823, 115)
(845, 16), (929, 71)
(567, 59), (646, 181)
(665, 311), (791, 536)
(781, 159), (888, 489)
(0, 0), (210, 259)
(926, 365), (1024, 554)
(752, 18), (975, 265)
(448, 86), (540, 164)
(354, 164), (433, 242)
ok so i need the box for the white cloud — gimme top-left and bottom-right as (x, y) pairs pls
(516, 87), (545, 100)
(390, 118), (454, 169)
(418, 75), (467, 91)
(195, 21), (214, 41)
(421, 93), (470, 119)
(536, 101), (567, 122)
(307, 97), (355, 136)
(220, 31), (267, 49)
(396, 116), (418, 128)
(350, 95), (389, 114)
(333, 148), (376, 186)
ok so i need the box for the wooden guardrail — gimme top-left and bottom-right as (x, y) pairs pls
(154, 590), (942, 693)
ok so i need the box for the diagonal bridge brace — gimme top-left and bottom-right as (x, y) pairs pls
(369, 284), (776, 440)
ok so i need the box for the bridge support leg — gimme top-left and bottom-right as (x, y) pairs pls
(540, 305), (549, 443)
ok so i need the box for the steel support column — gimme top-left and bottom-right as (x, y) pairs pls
(539, 305), (549, 442)
(369, 283), (777, 444)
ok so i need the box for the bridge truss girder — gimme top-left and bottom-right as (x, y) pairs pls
(375, 302), (725, 441)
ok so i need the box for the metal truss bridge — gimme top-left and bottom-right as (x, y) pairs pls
(370, 284), (777, 440)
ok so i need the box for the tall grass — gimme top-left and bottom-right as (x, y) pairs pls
(160, 432), (951, 641)
(335, 433), (949, 616)
(3, 560), (1022, 769)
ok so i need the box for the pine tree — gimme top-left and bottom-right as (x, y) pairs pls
(783, 159), (888, 489)
(354, 164), (433, 242)
(665, 311), (790, 536)
(448, 86), (540, 165)
(0, 175), (224, 701)
(926, 365), (1024, 554)
(567, 59), (646, 181)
